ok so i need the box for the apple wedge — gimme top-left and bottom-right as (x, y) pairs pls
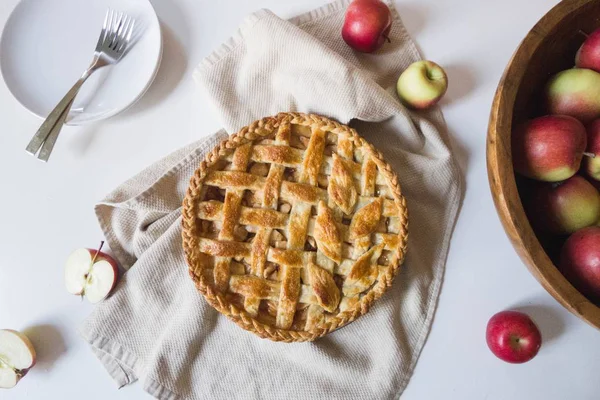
(0, 329), (36, 389)
(65, 244), (119, 304)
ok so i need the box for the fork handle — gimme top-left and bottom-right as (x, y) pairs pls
(37, 98), (75, 162)
(25, 77), (88, 155)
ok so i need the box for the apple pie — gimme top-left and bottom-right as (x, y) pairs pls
(182, 113), (408, 342)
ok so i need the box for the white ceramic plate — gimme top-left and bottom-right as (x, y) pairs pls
(0, 0), (162, 125)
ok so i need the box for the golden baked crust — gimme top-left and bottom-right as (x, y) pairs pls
(182, 112), (408, 342)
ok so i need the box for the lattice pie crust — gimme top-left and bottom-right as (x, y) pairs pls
(183, 113), (408, 342)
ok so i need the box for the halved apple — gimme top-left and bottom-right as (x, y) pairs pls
(0, 329), (36, 389)
(65, 245), (119, 304)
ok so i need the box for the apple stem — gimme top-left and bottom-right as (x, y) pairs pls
(579, 30), (589, 39)
(383, 34), (391, 43)
(584, 152), (596, 158)
(82, 241), (105, 297)
(90, 241), (105, 265)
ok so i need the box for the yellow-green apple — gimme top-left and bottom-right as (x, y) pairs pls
(560, 226), (600, 303)
(512, 115), (587, 181)
(576, 28), (600, 72)
(65, 244), (119, 303)
(396, 61), (448, 110)
(342, 0), (392, 53)
(585, 119), (600, 180)
(486, 311), (541, 364)
(0, 329), (36, 389)
(528, 175), (600, 234)
(546, 68), (600, 122)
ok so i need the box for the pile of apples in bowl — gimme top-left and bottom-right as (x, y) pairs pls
(488, 0), (600, 330)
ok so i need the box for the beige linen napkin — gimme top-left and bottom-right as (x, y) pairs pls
(81, 1), (462, 399)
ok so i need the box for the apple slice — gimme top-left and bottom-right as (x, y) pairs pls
(65, 242), (119, 304)
(0, 330), (36, 389)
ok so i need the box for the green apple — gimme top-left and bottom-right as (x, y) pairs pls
(396, 61), (448, 110)
(546, 68), (600, 123)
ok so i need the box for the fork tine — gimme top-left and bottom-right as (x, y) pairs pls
(108, 12), (121, 49)
(113, 11), (124, 49)
(105, 9), (116, 47)
(102, 9), (110, 35)
(115, 15), (129, 50)
(117, 17), (132, 53)
(126, 19), (135, 43)
(95, 9), (110, 51)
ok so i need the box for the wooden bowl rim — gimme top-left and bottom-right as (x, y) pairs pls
(487, 0), (600, 329)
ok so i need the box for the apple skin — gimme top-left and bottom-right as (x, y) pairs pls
(342, 0), (392, 53)
(88, 249), (119, 295)
(512, 115), (587, 182)
(583, 173), (600, 192)
(528, 175), (600, 235)
(560, 226), (600, 303)
(576, 28), (600, 72)
(585, 119), (600, 180)
(486, 311), (541, 364)
(546, 68), (600, 123)
(396, 61), (448, 110)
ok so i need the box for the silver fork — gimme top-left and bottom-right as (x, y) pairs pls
(26, 9), (135, 162)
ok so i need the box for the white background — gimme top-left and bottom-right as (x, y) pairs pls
(1, 0), (599, 399)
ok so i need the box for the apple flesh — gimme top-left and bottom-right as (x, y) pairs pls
(486, 311), (541, 364)
(396, 61), (448, 110)
(560, 226), (600, 303)
(546, 68), (600, 123)
(585, 119), (600, 180)
(511, 115), (587, 182)
(528, 175), (600, 235)
(342, 0), (392, 53)
(65, 248), (119, 304)
(576, 28), (600, 73)
(0, 330), (36, 389)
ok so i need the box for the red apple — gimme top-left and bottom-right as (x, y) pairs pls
(528, 175), (600, 234)
(576, 28), (600, 73)
(65, 243), (119, 303)
(512, 115), (587, 182)
(0, 330), (36, 389)
(486, 311), (542, 364)
(560, 226), (600, 303)
(342, 0), (392, 53)
(585, 119), (600, 180)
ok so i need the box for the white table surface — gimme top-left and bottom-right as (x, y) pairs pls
(2, 0), (599, 399)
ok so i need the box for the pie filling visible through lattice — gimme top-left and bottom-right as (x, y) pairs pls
(183, 113), (408, 341)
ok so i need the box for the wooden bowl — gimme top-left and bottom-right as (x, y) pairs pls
(487, 0), (600, 329)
